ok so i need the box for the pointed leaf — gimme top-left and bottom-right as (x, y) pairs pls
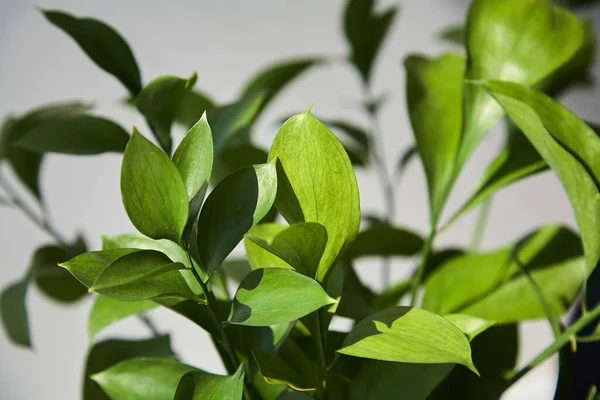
(269, 111), (360, 282)
(121, 129), (189, 243)
(88, 296), (157, 341)
(173, 364), (245, 400)
(101, 233), (191, 267)
(0, 279), (30, 347)
(229, 268), (335, 326)
(347, 224), (423, 259)
(61, 249), (138, 287)
(197, 162), (277, 277)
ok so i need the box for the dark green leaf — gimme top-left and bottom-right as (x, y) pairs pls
(396, 144), (417, 180)
(326, 120), (370, 152)
(347, 224), (423, 259)
(197, 161), (277, 277)
(61, 248), (138, 287)
(269, 111), (360, 282)
(0, 279), (30, 347)
(43, 10), (141, 95)
(30, 245), (87, 303)
(229, 268), (335, 326)
(175, 90), (216, 129)
(438, 25), (465, 46)
(173, 364), (245, 400)
(211, 144), (268, 185)
(221, 259), (252, 284)
(337, 263), (375, 320)
(121, 129), (189, 243)
(253, 349), (315, 391)
(88, 296), (157, 341)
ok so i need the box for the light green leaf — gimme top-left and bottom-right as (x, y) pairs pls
(121, 129), (189, 243)
(0, 279), (30, 348)
(136, 74), (196, 152)
(444, 315), (496, 341)
(197, 161), (277, 277)
(481, 81), (600, 274)
(347, 224), (423, 259)
(173, 364), (245, 400)
(229, 268), (335, 327)
(269, 111), (360, 282)
(253, 349), (315, 391)
(404, 53), (464, 225)
(244, 223), (290, 270)
(338, 307), (477, 374)
(175, 90), (215, 129)
(30, 245), (87, 303)
(88, 296), (157, 341)
(101, 233), (190, 267)
(13, 115), (129, 155)
(43, 10), (141, 95)
(61, 249), (138, 287)
(92, 358), (196, 400)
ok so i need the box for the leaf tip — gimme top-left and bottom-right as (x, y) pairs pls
(305, 101), (315, 114)
(186, 72), (198, 89)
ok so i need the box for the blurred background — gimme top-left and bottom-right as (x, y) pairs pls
(1, 0), (600, 398)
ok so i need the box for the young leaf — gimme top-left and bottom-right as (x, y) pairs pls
(197, 162), (277, 277)
(443, 315), (496, 341)
(88, 296), (157, 341)
(14, 115), (129, 155)
(338, 307), (477, 374)
(482, 81), (600, 274)
(347, 224), (423, 259)
(269, 111), (360, 282)
(344, 0), (398, 84)
(229, 268), (335, 326)
(92, 357), (197, 400)
(121, 129), (189, 243)
(404, 53), (464, 226)
(136, 74), (196, 153)
(0, 279), (30, 348)
(42, 10), (141, 95)
(253, 349), (315, 391)
(173, 364), (245, 400)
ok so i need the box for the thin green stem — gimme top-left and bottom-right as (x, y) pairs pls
(138, 314), (160, 337)
(469, 198), (493, 252)
(410, 230), (435, 307)
(314, 312), (327, 368)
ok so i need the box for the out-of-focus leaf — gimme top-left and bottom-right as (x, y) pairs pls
(444, 314), (496, 341)
(88, 296), (157, 341)
(173, 364), (245, 400)
(396, 145), (417, 180)
(211, 144), (268, 185)
(337, 263), (375, 320)
(175, 90), (216, 129)
(43, 10), (141, 95)
(347, 224), (423, 259)
(438, 25), (465, 46)
(0, 279), (30, 347)
(253, 348), (315, 391)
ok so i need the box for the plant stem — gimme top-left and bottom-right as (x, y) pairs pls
(314, 312), (327, 368)
(469, 198), (492, 252)
(409, 230), (435, 307)
(138, 314), (160, 337)
(506, 301), (600, 386)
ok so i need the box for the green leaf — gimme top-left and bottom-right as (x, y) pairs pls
(101, 233), (190, 267)
(253, 349), (315, 391)
(61, 248), (138, 287)
(347, 224), (423, 259)
(404, 53), (464, 225)
(457, 0), (584, 171)
(229, 268), (335, 326)
(88, 296), (157, 341)
(481, 81), (600, 275)
(269, 111), (360, 282)
(396, 145), (417, 180)
(121, 129), (189, 243)
(0, 279), (30, 347)
(197, 161), (277, 277)
(443, 315), (496, 341)
(244, 223), (290, 270)
(84, 336), (174, 400)
(438, 25), (465, 46)
(175, 90), (215, 129)
(173, 364), (245, 400)
(136, 74), (196, 152)
(344, 0), (398, 84)
(13, 115), (129, 155)
(92, 357), (197, 400)
(245, 222), (328, 277)
(212, 144), (268, 185)
(338, 307), (477, 374)
(42, 10), (141, 95)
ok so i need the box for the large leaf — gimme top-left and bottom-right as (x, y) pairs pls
(88, 296), (157, 341)
(268, 111), (360, 282)
(338, 306), (477, 373)
(0, 279), (30, 347)
(228, 268), (335, 327)
(43, 10), (141, 95)
(136, 74), (195, 152)
(121, 129), (189, 243)
(197, 161), (277, 277)
(13, 115), (129, 155)
(482, 81), (600, 274)
(92, 358), (197, 400)
(347, 224), (423, 259)
(404, 53), (464, 225)
(173, 364), (245, 400)
(457, 0), (584, 171)
(344, 0), (398, 84)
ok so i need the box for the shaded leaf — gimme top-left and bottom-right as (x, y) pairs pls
(173, 364), (245, 400)
(88, 296), (157, 341)
(253, 349), (314, 391)
(212, 144), (268, 185)
(61, 248), (138, 287)
(244, 223), (291, 271)
(347, 224), (423, 259)
(30, 245), (87, 303)
(438, 25), (465, 46)
(444, 314), (496, 341)
(101, 233), (191, 267)
(396, 144), (417, 180)
(0, 279), (30, 347)
(175, 90), (216, 129)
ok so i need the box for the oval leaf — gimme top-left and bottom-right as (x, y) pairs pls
(60, 249), (139, 287)
(0, 279), (30, 348)
(30, 245), (87, 303)
(173, 364), (245, 400)
(88, 296), (158, 341)
(244, 223), (290, 270)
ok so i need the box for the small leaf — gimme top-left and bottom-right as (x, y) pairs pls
(13, 115), (129, 155)
(121, 129), (189, 243)
(0, 279), (30, 347)
(136, 74), (195, 152)
(338, 307), (477, 374)
(92, 357), (197, 400)
(443, 315), (496, 341)
(197, 162), (277, 277)
(175, 89), (216, 129)
(173, 364), (245, 400)
(253, 349), (315, 391)
(43, 10), (141, 95)
(396, 144), (417, 180)
(229, 268), (335, 326)
(347, 224), (423, 259)
(269, 111), (360, 282)
(88, 296), (157, 341)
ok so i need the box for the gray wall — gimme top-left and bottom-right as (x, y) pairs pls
(1, 0), (599, 398)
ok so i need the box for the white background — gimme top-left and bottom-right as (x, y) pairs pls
(1, 0), (599, 398)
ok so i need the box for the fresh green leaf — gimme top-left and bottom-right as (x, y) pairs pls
(61, 248), (138, 287)
(0, 279), (30, 347)
(244, 223), (290, 270)
(229, 268), (335, 326)
(13, 115), (129, 155)
(197, 161), (277, 277)
(136, 74), (196, 152)
(404, 53), (464, 225)
(347, 224), (423, 259)
(212, 144), (268, 185)
(88, 296), (157, 341)
(269, 111), (360, 282)
(173, 364), (245, 400)
(101, 233), (191, 267)
(338, 306), (477, 374)
(30, 245), (87, 303)
(92, 357), (197, 400)
(43, 10), (141, 95)
(443, 315), (496, 341)
(253, 349), (315, 391)
(121, 129), (189, 243)
(175, 90), (216, 129)
(344, 0), (398, 84)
